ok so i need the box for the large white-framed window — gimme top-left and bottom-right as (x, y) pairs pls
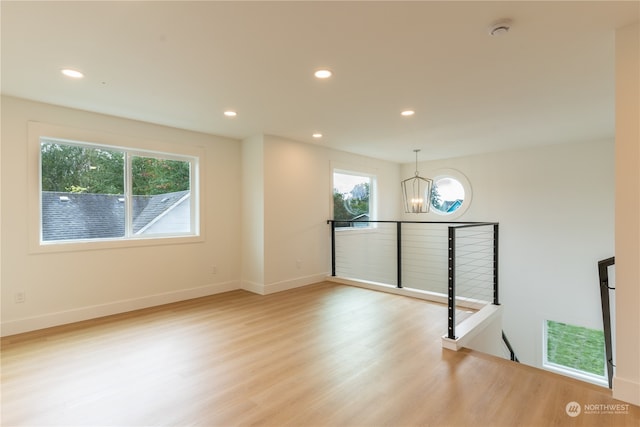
(29, 122), (202, 252)
(332, 169), (376, 229)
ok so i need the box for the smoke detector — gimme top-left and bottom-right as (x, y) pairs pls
(489, 20), (511, 36)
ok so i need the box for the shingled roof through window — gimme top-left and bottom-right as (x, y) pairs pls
(42, 190), (189, 241)
(132, 190), (190, 233)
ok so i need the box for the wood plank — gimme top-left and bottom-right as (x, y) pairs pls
(1, 282), (638, 426)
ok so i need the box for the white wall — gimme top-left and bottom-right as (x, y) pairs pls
(1, 96), (242, 335)
(465, 308), (505, 359)
(242, 134), (401, 294)
(263, 135), (333, 292)
(241, 135), (265, 292)
(400, 140), (615, 372)
(614, 23), (639, 406)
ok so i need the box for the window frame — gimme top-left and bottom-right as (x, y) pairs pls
(331, 168), (377, 230)
(542, 319), (608, 387)
(29, 122), (204, 253)
(427, 168), (472, 220)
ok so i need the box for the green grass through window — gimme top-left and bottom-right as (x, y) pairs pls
(546, 320), (605, 376)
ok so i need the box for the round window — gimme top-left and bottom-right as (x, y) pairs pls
(432, 177), (465, 215)
(429, 169), (471, 218)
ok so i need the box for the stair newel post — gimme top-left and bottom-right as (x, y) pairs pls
(598, 257), (615, 389)
(493, 223), (499, 305)
(329, 220), (336, 277)
(447, 226), (456, 340)
(397, 221), (402, 288)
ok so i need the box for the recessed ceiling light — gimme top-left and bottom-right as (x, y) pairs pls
(61, 68), (84, 79)
(401, 110), (415, 116)
(312, 133), (323, 139)
(224, 111), (237, 117)
(314, 69), (332, 79)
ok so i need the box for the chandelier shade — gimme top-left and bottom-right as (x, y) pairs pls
(401, 149), (433, 214)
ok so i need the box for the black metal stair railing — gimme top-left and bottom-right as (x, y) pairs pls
(598, 256), (615, 389)
(447, 223), (499, 339)
(327, 220), (499, 342)
(502, 331), (520, 362)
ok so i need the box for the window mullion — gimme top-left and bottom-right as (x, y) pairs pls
(125, 152), (133, 237)
(190, 160), (197, 235)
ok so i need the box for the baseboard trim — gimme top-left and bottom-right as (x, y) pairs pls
(241, 280), (265, 295)
(242, 273), (330, 295)
(613, 375), (640, 406)
(263, 273), (329, 295)
(1, 281), (240, 337)
(327, 276), (450, 305)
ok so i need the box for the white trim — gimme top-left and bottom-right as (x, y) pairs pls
(0, 281), (239, 337)
(329, 275), (448, 303)
(541, 318), (608, 387)
(425, 168), (473, 220)
(441, 304), (502, 351)
(264, 273), (329, 295)
(243, 273), (330, 295)
(330, 161), (378, 226)
(613, 375), (640, 406)
(543, 361), (608, 388)
(241, 280), (266, 295)
(28, 121), (205, 253)
(327, 275), (488, 310)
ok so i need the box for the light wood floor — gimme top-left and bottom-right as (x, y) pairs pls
(1, 282), (638, 427)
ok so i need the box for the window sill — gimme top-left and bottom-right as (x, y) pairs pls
(31, 234), (203, 254)
(334, 226), (379, 234)
(543, 362), (608, 388)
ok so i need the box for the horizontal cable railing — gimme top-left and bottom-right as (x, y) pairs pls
(328, 220), (499, 342)
(448, 224), (498, 329)
(401, 223), (449, 294)
(334, 222), (398, 285)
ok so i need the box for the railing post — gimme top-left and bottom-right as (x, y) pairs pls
(329, 220), (336, 276)
(493, 223), (499, 305)
(397, 222), (402, 288)
(447, 226), (456, 339)
(598, 257), (615, 389)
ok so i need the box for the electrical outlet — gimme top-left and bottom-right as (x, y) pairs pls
(211, 266), (217, 275)
(296, 259), (302, 269)
(14, 292), (26, 303)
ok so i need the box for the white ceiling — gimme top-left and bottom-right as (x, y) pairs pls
(2, 1), (638, 163)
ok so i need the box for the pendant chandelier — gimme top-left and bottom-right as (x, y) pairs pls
(401, 149), (433, 213)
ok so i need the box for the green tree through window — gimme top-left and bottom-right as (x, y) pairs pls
(333, 171), (371, 227)
(41, 143), (125, 194)
(41, 143), (191, 195)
